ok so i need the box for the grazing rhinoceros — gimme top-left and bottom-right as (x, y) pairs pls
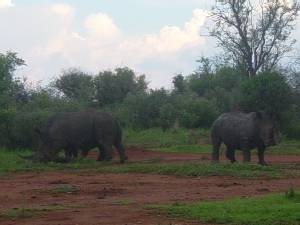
(211, 111), (279, 165)
(35, 110), (127, 163)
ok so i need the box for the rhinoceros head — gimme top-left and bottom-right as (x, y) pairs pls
(34, 128), (60, 162)
(256, 111), (279, 147)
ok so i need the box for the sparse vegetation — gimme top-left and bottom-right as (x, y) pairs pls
(0, 205), (64, 219)
(124, 128), (210, 148)
(48, 185), (80, 194)
(151, 192), (300, 225)
(0, 133), (300, 178)
(113, 199), (134, 206)
(96, 162), (285, 179)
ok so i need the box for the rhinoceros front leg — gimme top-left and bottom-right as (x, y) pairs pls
(242, 148), (251, 163)
(64, 148), (72, 162)
(115, 142), (127, 163)
(257, 147), (267, 166)
(97, 143), (113, 161)
(97, 144), (107, 161)
(241, 139), (251, 163)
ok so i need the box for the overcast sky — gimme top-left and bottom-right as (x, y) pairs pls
(0, 0), (299, 88)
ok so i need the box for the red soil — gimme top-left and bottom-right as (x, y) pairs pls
(1, 147), (300, 225)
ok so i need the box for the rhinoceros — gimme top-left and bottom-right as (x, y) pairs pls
(211, 111), (279, 165)
(35, 110), (127, 163)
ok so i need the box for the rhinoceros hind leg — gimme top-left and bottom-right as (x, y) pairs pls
(226, 147), (236, 163)
(115, 143), (127, 163)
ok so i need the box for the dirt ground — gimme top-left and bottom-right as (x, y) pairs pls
(1, 147), (300, 225)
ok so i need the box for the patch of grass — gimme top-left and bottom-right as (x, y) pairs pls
(124, 128), (209, 148)
(151, 192), (300, 225)
(97, 162), (283, 179)
(0, 148), (294, 179)
(0, 149), (33, 175)
(0, 149), (107, 175)
(113, 199), (134, 206)
(0, 205), (64, 219)
(49, 185), (80, 194)
(153, 144), (211, 154)
(268, 140), (300, 155)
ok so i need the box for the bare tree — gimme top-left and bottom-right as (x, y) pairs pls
(210, 0), (300, 77)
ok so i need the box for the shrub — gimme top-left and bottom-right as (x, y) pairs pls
(240, 72), (291, 115)
(174, 94), (219, 128)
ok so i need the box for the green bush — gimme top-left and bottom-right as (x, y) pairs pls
(9, 110), (53, 149)
(240, 72), (291, 115)
(285, 119), (300, 139)
(159, 103), (178, 130)
(119, 89), (169, 129)
(174, 94), (219, 128)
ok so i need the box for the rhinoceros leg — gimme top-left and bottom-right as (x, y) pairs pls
(257, 147), (267, 166)
(226, 147), (236, 163)
(72, 149), (78, 158)
(64, 147), (73, 162)
(115, 142), (127, 163)
(97, 143), (113, 161)
(241, 139), (251, 163)
(242, 148), (251, 163)
(97, 144), (107, 161)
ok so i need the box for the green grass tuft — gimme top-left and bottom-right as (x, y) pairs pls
(151, 192), (300, 225)
(152, 144), (211, 153)
(0, 149), (107, 175)
(96, 162), (283, 179)
(112, 199), (134, 206)
(0, 206), (64, 219)
(124, 128), (209, 148)
(268, 140), (300, 155)
(48, 185), (80, 194)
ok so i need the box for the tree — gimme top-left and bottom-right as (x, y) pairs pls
(54, 68), (94, 102)
(240, 72), (291, 115)
(0, 52), (25, 147)
(0, 52), (25, 107)
(211, 0), (300, 77)
(172, 74), (185, 93)
(120, 89), (169, 128)
(94, 67), (147, 106)
(195, 57), (213, 77)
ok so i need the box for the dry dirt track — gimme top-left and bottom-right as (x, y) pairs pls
(1, 148), (300, 225)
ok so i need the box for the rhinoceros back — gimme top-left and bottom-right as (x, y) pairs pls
(211, 112), (258, 149)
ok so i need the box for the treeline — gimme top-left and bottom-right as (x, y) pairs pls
(0, 52), (299, 149)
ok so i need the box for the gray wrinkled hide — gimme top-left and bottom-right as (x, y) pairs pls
(36, 110), (127, 163)
(211, 111), (278, 165)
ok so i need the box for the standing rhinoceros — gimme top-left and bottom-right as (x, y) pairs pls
(35, 110), (127, 163)
(211, 111), (279, 165)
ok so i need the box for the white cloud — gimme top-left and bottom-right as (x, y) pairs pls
(2, 3), (211, 87)
(85, 13), (120, 41)
(0, 0), (13, 8)
(51, 3), (74, 16)
(136, 9), (207, 54)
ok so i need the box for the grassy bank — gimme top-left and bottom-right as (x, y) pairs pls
(151, 191), (300, 225)
(1, 149), (298, 179)
(124, 128), (300, 155)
